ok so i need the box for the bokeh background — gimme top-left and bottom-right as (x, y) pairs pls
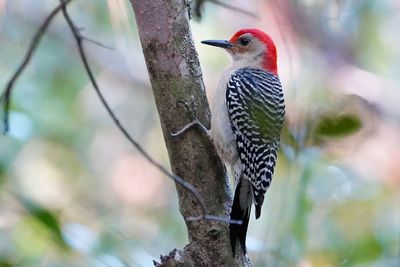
(1, 0), (399, 266)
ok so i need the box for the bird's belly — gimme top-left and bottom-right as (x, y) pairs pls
(211, 97), (238, 165)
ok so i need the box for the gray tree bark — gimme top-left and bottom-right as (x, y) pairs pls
(129, 1), (249, 266)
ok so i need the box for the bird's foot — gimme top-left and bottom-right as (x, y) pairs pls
(171, 99), (211, 138)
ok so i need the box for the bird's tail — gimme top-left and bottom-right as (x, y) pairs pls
(229, 178), (252, 256)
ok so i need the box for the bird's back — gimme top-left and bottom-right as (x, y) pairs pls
(226, 68), (285, 218)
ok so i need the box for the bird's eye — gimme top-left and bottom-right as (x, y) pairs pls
(239, 37), (251, 46)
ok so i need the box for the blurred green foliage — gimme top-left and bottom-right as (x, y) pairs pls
(1, 1), (399, 267)
(315, 113), (362, 138)
(19, 197), (68, 250)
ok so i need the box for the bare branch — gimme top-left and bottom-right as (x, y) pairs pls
(0, 0), (73, 134)
(131, 0), (244, 264)
(60, 0), (213, 220)
(208, 0), (259, 19)
(81, 36), (113, 50)
(192, 0), (258, 19)
(1, 0), (234, 232)
(186, 214), (242, 225)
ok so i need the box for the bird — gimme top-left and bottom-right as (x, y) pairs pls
(171, 28), (285, 256)
(201, 29), (285, 255)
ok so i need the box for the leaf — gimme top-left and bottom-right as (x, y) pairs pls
(315, 113), (362, 138)
(18, 198), (69, 250)
(0, 260), (13, 267)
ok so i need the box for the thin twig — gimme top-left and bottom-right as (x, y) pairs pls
(59, 0), (211, 219)
(186, 215), (242, 225)
(81, 36), (113, 50)
(0, 0), (73, 134)
(209, 0), (259, 19)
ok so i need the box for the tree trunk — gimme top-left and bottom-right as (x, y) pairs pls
(129, 1), (249, 266)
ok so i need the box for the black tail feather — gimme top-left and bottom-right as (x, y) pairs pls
(254, 193), (264, 219)
(229, 179), (251, 256)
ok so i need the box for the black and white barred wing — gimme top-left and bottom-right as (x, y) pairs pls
(226, 68), (285, 218)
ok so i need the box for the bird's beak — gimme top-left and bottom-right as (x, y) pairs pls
(201, 39), (233, 49)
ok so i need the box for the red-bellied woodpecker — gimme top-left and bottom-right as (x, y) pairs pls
(173, 29), (285, 255)
(203, 29), (285, 255)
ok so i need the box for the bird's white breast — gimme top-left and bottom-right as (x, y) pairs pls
(210, 55), (265, 165)
(210, 67), (238, 165)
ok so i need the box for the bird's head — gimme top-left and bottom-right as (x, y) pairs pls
(201, 29), (278, 75)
